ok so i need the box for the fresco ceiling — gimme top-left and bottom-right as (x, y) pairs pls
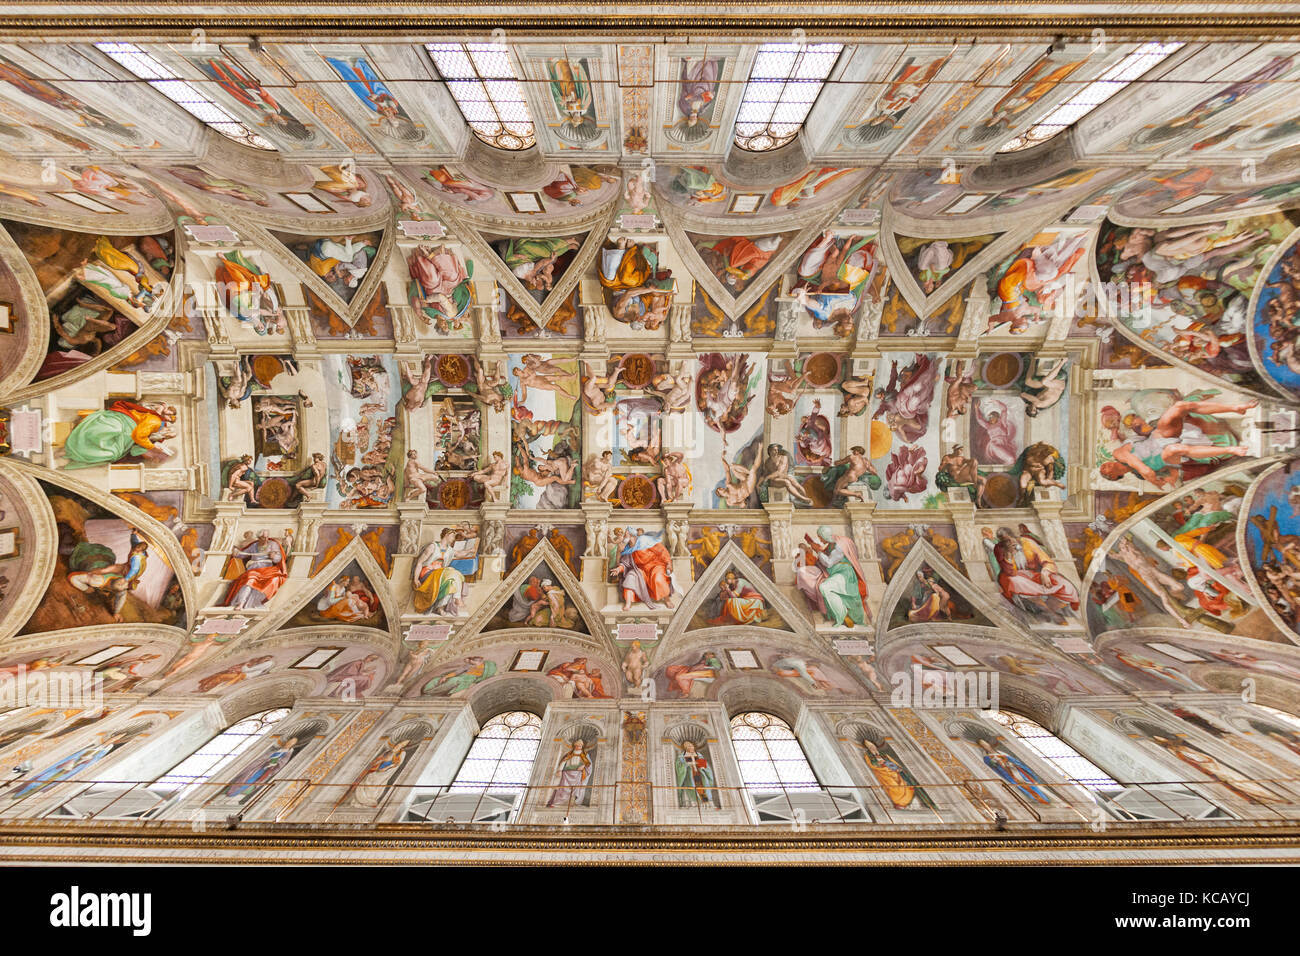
(3, 29), (1300, 721)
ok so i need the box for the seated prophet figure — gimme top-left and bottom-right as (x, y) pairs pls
(62, 401), (177, 469)
(215, 250), (283, 333)
(610, 529), (679, 611)
(221, 531), (287, 610)
(795, 526), (871, 627)
(407, 243), (469, 328)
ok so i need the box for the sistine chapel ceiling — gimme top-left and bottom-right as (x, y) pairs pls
(1, 16), (1300, 757)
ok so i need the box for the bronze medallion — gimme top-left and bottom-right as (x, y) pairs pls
(438, 478), (471, 511)
(804, 352), (841, 387)
(618, 474), (656, 509)
(437, 353), (471, 387)
(256, 477), (292, 510)
(249, 353), (289, 388)
(619, 353), (655, 388)
(980, 472), (1020, 509)
(981, 352), (1023, 388)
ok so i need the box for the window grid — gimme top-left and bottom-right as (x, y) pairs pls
(987, 710), (1120, 791)
(733, 42), (844, 152)
(426, 42), (536, 150)
(998, 41), (1184, 152)
(94, 42), (275, 150)
(450, 711), (542, 793)
(729, 712), (820, 793)
(153, 707), (290, 794)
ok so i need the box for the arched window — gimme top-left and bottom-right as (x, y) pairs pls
(94, 42), (275, 150)
(996, 41), (1183, 153)
(729, 711), (866, 823)
(729, 712), (820, 793)
(48, 707), (290, 820)
(425, 42), (536, 150)
(153, 707), (291, 796)
(450, 711), (543, 792)
(732, 42), (843, 152)
(987, 710), (1118, 791)
(406, 711), (542, 825)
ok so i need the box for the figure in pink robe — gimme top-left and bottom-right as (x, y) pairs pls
(974, 399), (1019, 465)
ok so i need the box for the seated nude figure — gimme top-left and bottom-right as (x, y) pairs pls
(404, 450), (439, 501)
(757, 444), (812, 504)
(225, 455), (257, 504)
(830, 446), (875, 501)
(583, 450), (619, 501)
(657, 452), (691, 503)
(938, 445), (985, 498)
(470, 450), (509, 502)
(295, 452), (327, 499)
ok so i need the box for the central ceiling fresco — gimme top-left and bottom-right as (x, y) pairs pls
(2, 28), (1300, 797)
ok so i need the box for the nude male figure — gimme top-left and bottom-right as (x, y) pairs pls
(471, 450), (509, 502)
(1020, 356), (1069, 416)
(718, 456), (759, 507)
(225, 455), (257, 504)
(513, 354), (576, 403)
(831, 446), (875, 501)
(583, 450), (619, 501)
(295, 452), (327, 498)
(758, 443), (812, 504)
(404, 450), (440, 501)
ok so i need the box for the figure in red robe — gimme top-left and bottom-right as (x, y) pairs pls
(611, 529), (679, 611)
